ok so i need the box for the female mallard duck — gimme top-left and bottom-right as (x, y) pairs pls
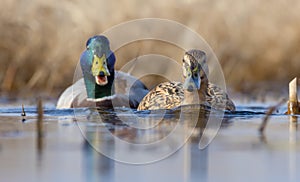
(57, 35), (149, 109)
(137, 49), (235, 111)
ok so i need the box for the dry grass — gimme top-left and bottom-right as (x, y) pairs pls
(1, 0), (300, 99)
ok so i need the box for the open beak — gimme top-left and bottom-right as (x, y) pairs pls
(91, 54), (110, 85)
(183, 67), (201, 92)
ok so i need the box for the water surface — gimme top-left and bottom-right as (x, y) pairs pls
(0, 101), (299, 182)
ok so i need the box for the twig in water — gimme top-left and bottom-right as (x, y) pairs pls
(21, 104), (26, 116)
(21, 104), (26, 122)
(36, 98), (44, 157)
(259, 99), (286, 134)
(287, 77), (299, 114)
(37, 98), (44, 138)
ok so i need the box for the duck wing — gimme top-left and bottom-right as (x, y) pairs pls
(137, 81), (183, 110)
(206, 83), (236, 111)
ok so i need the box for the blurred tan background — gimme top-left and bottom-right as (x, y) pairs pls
(1, 0), (300, 101)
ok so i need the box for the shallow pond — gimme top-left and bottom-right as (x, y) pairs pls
(0, 100), (299, 182)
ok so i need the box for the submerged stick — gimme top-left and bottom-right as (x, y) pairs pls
(287, 77), (299, 115)
(37, 98), (44, 156)
(259, 99), (286, 134)
(290, 115), (298, 123)
(21, 104), (26, 116)
(21, 104), (26, 122)
(37, 98), (44, 138)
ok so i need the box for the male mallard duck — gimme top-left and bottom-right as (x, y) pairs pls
(137, 49), (235, 111)
(57, 35), (149, 109)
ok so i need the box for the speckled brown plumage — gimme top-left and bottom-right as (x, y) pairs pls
(205, 83), (236, 111)
(137, 82), (183, 110)
(137, 82), (235, 111)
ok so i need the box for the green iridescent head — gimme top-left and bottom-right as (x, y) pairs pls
(80, 35), (116, 99)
